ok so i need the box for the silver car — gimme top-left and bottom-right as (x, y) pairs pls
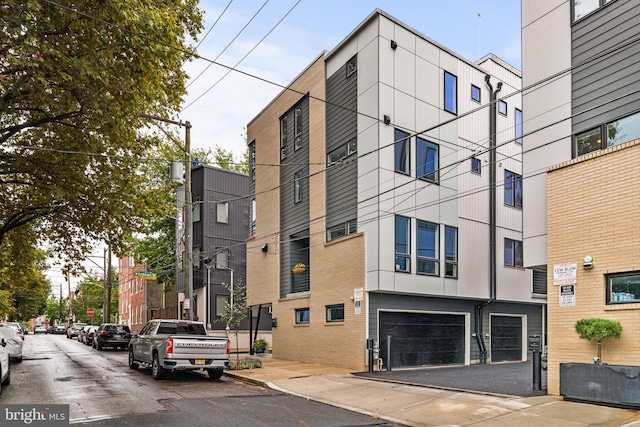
(1, 322), (24, 340)
(0, 327), (23, 363)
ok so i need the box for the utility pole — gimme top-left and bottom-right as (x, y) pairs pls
(104, 246), (112, 322)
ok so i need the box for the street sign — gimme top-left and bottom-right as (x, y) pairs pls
(87, 308), (95, 317)
(560, 284), (576, 307)
(134, 271), (157, 280)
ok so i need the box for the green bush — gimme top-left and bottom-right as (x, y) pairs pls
(574, 318), (622, 363)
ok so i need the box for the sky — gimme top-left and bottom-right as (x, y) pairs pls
(47, 0), (521, 296)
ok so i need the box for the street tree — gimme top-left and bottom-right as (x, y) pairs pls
(0, 0), (203, 273)
(217, 280), (247, 367)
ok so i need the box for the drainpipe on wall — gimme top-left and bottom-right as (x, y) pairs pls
(475, 75), (502, 364)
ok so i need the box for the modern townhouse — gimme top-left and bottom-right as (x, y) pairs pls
(247, 9), (544, 371)
(522, 0), (640, 398)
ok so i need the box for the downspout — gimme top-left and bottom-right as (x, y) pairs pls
(475, 75), (502, 364)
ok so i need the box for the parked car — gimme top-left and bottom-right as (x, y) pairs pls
(0, 336), (10, 395)
(83, 326), (99, 346)
(93, 324), (131, 350)
(79, 325), (97, 345)
(67, 323), (86, 339)
(34, 325), (48, 334)
(0, 327), (23, 363)
(54, 325), (66, 334)
(1, 322), (24, 340)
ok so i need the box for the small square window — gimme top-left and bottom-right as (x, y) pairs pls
(504, 238), (523, 267)
(471, 157), (481, 174)
(498, 100), (507, 116)
(295, 308), (310, 324)
(326, 304), (344, 322)
(471, 85), (481, 103)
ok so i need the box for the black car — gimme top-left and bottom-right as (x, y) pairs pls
(93, 324), (131, 351)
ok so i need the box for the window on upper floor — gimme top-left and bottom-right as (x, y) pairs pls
(215, 249), (229, 270)
(575, 127), (601, 156)
(217, 202), (228, 224)
(573, 0), (612, 21)
(326, 304), (344, 322)
(250, 199), (256, 236)
(498, 100), (507, 116)
(515, 108), (523, 144)
(416, 137), (439, 183)
(280, 115), (288, 160)
(294, 106), (302, 150)
(575, 111), (640, 157)
(445, 226), (458, 278)
(471, 84), (481, 103)
(295, 308), (310, 324)
(444, 71), (457, 114)
(193, 247), (200, 269)
(471, 157), (481, 174)
(327, 139), (357, 165)
(326, 219), (357, 242)
(504, 238), (523, 268)
(394, 129), (410, 175)
(417, 220), (439, 276)
(346, 55), (357, 78)
(193, 200), (201, 222)
(294, 170), (303, 203)
(504, 170), (523, 208)
(607, 271), (640, 304)
(395, 215), (411, 272)
(249, 141), (256, 181)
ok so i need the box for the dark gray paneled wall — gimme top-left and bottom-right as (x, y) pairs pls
(572, 0), (640, 133)
(279, 96), (310, 297)
(326, 62), (358, 228)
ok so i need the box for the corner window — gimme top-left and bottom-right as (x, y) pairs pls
(471, 84), (481, 103)
(417, 220), (439, 275)
(515, 108), (523, 144)
(498, 100), (507, 116)
(394, 129), (410, 174)
(607, 272), (640, 304)
(445, 226), (458, 278)
(395, 215), (410, 272)
(217, 202), (229, 224)
(504, 170), (522, 208)
(504, 238), (523, 268)
(471, 157), (481, 174)
(294, 106), (302, 150)
(295, 308), (310, 324)
(444, 71), (457, 114)
(294, 170), (303, 203)
(326, 304), (344, 322)
(280, 116), (288, 160)
(416, 137), (439, 183)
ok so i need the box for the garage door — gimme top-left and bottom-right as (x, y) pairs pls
(491, 316), (522, 362)
(379, 311), (465, 368)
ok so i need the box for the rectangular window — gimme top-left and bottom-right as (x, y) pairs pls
(346, 55), (357, 78)
(504, 170), (523, 208)
(249, 141), (256, 181)
(515, 108), (523, 144)
(295, 308), (310, 324)
(215, 295), (228, 317)
(573, 0), (601, 21)
(215, 250), (229, 270)
(504, 238), (523, 267)
(327, 219), (357, 242)
(294, 170), (303, 203)
(294, 106), (302, 150)
(327, 139), (357, 165)
(607, 111), (640, 148)
(445, 226), (458, 278)
(471, 157), (481, 174)
(394, 129), (410, 174)
(471, 84), (481, 103)
(417, 220), (439, 275)
(575, 127), (602, 156)
(395, 215), (410, 272)
(193, 247), (201, 269)
(192, 201), (201, 222)
(607, 272), (640, 304)
(250, 199), (256, 236)
(416, 137), (439, 183)
(444, 71), (457, 114)
(217, 202), (229, 224)
(326, 304), (344, 322)
(498, 100), (507, 116)
(280, 116), (288, 160)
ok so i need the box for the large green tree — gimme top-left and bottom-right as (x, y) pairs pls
(0, 0), (203, 273)
(72, 275), (118, 324)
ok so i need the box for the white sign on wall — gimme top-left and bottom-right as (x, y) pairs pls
(554, 262), (577, 286)
(354, 287), (364, 301)
(560, 284), (576, 307)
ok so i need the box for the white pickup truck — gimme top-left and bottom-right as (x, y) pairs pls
(128, 319), (229, 380)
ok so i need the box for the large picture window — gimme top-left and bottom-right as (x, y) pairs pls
(416, 137), (439, 183)
(607, 272), (640, 304)
(504, 238), (523, 268)
(504, 170), (522, 208)
(395, 216), (410, 272)
(444, 71), (457, 114)
(394, 129), (410, 174)
(417, 220), (439, 275)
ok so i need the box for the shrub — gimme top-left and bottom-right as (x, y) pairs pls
(574, 318), (622, 364)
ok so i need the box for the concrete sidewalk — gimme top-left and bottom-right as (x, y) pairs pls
(225, 356), (640, 427)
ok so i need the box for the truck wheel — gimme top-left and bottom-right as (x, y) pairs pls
(152, 354), (167, 380)
(128, 348), (139, 369)
(207, 369), (223, 380)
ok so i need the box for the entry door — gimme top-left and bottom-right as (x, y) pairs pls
(379, 311), (465, 368)
(491, 315), (523, 362)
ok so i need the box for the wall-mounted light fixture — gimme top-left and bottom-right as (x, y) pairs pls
(391, 40), (398, 50)
(384, 115), (391, 125)
(261, 243), (269, 253)
(583, 255), (595, 270)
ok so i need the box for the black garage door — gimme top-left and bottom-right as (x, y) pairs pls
(491, 316), (522, 362)
(379, 311), (465, 368)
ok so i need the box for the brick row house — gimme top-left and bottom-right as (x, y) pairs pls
(246, 9), (545, 371)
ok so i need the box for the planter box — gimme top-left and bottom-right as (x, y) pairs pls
(560, 363), (640, 409)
